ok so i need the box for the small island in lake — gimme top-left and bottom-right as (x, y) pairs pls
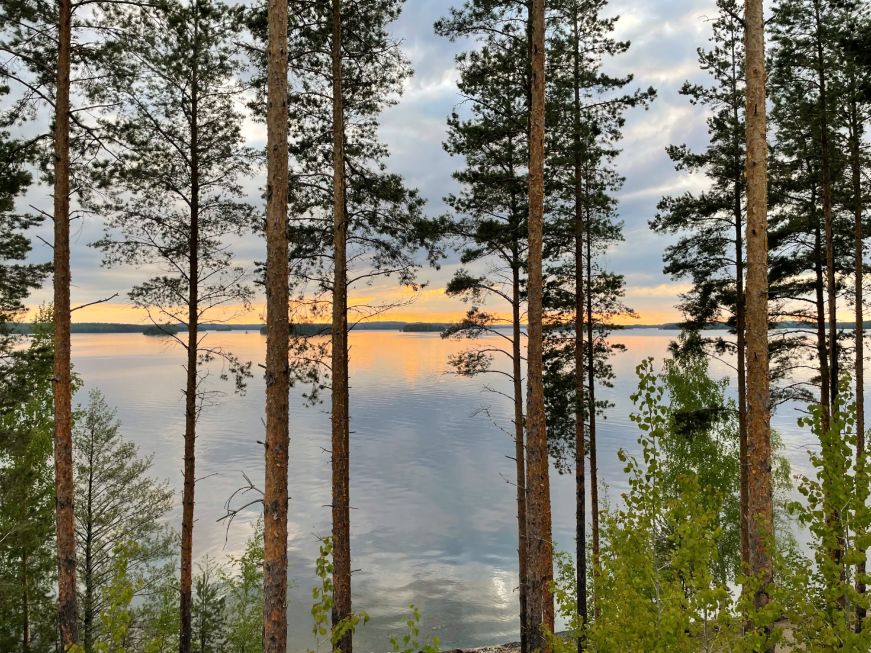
(401, 323), (447, 333)
(143, 324), (181, 336)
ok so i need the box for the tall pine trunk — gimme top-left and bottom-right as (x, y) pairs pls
(83, 434), (96, 651)
(525, 0), (554, 650)
(849, 73), (866, 628)
(814, 4), (838, 414)
(511, 258), (528, 653)
(570, 9), (587, 638)
(573, 204), (587, 641)
(813, 1), (845, 584)
(52, 0), (79, 645)
(263, 0), (291, 646)
(330, 1), (352, 651)
(814, 219), (831, 428)
(585, 203), (599, 598)
(743, 0), (774, 624)
(733, 87), (749, 574)
(179, 14), (200, 651)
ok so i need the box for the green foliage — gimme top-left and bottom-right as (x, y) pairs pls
(585, 359), (740, 651)
(547, 551), (588, 650)
(192, 557), (226, 653)
(0, 311), (59, 651)
(74, 389), (174, 650)
(777, 379), (871, 648)
(67, 543), (142, 653)
(659, 349), (742, 583)
(138, 522), (265, 653)
(308, 537), (369, 653)
(222, 521), (264, 653)
(139, 561), (181, 653)
(436, 0), (528, 403)
(387, 605), (440, 653)
(650, 0), (747, 334)
(88, 0), (254, 390)
(93, 543), (141, 653)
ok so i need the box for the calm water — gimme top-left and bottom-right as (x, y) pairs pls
(71, 329), (824, 651)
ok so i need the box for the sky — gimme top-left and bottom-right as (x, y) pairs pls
(23, 0), (723, 325)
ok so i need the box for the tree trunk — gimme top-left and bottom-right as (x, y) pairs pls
(263, 0), (291, 646)
(849, 73), (866, 629)
(814, 4), (838, 414)
(743, 0), (774, 625)
(736, 204), (749, 574)
(512, 261), (528, 653)
(733, 83), (750, 575)
(21, 553), (29, 652)
(585, 206), (599, 598)
(570, 9), (587, 642)
(52, 0), (79, 645)
(179, 14), (201, 651)
(525, 0), (554, 650)
(814, 1), (845, 585)
(330, 2), (352, 652)
(83, 432), (96, 653)
(814, 220), (831, 429)
(574, 209), (587, 646)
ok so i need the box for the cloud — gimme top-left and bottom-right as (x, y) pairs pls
(17, 0), (722, 324)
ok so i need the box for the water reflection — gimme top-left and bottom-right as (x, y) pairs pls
(70, 329), (824, 652)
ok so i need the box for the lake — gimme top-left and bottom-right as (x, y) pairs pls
(70, 328), (827, 651)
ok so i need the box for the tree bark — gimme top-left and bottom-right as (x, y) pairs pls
(263, 0), (291, 646)
(584, 205), (599, 605)
(814, 219), (831, 429)
(330, 2), (352, 652)
(743, 0), (774, 623)
(512, 260), (528, 653)
(849, 72), (866, 629)
(52, 0), (79, 645)
(733, 78), (750, 575)
(21, 553), (29, 652)
(813, 2), (846, 584)
(814, 3), (838, 414)
(525, 0), (554, 650)
(179, 10), (200, 650)
(570, 8), (588, 642)
(83, 431), (96, 652)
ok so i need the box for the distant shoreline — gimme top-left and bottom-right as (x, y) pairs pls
(11, 320), (866, 335)
(10, 320), (685, 334)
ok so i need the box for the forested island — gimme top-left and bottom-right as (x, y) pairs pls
(1, 0), (870, 651)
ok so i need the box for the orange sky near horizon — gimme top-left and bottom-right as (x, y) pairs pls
(25, 283), (684, 325)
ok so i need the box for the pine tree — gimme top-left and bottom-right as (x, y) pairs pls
(437, 12), (531, 643)
(769, 0), (867, 581)
(0, 86), (48, 368)
(0, 315), (57, 652)
(73, 389), (174, 652)
(526, 0), (554, 649)
(253, 4), (440, 648)
(544, 0), (653, 625)
(650, 0), (757, 569)
(262, 0), (291, 646)
(842, 4), (871, 623)
(87, 3), (254, 648)
(769, 0), (856, 426)
(53, 0), (78, 637)
(436, 3), (531, 647)
(743, 0), (775, 630)
(328, 0), (352, 647)
(191, 557), (227, 653)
